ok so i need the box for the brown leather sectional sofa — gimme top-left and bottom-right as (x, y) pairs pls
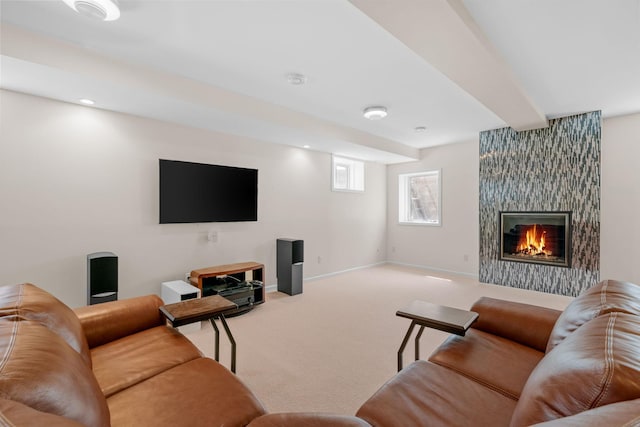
(0, 283), (266, 426)
(1, 279), (639, 426)
(249, 279), (640, 427)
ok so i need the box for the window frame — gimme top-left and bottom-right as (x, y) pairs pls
(398, 169), (442, 226)
(332, 155), (364, 192)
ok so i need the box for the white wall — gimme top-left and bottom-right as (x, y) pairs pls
(0, 90), (387, 307)
(601, 112), (640, 284)
(386, 140), (479, 276)
(387, 114), (640, 285)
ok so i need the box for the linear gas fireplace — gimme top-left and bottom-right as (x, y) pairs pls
(500, 212), (571, 268)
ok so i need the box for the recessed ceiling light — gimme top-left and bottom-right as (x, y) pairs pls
(62, 0), (121, 21)
(303, 144), (311, 149)
(363, 106), (388, 120)
(286, 73), (307, 85)
(414, 126), (427, 133)
(79, 98), (95, 105)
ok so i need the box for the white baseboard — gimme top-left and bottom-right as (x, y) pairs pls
(264, 261), (477, 293)
(264, 261), (386, 293)
(265, 284), (278, 293)
(386, 261), (479, 279)
(304, 261), (387, 282)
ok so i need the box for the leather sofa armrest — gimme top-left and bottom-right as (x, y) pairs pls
(0, 398), (86, 427)
(470, 297), (562, 352)
(529, 398), (640, 426)
(74, 295), (165, 348)
(247, 413), (372, 427)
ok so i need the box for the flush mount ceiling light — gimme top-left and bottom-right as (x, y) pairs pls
(286, 73), (307, 85)
(79, 98), (95, 105)
(363, 106), (388, 120)
(62, 0), (120, 21)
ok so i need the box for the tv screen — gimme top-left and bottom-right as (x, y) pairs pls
(159, 159), (258, 224)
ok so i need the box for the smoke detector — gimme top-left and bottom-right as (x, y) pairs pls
(62, 0), (120, 21)
(286, 73), (307, 86)
(363, 106), (388, 120)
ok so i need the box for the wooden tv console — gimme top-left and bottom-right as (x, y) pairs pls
(189, 262), (265, 316)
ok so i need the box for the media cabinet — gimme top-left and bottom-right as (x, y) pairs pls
(189, 262), (265, 316)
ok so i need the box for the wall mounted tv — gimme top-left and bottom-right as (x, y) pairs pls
(159, 159), (258, 224)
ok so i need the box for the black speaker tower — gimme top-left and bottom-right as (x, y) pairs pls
(87, 252), (118, 305)
(277, 238), (304, 296)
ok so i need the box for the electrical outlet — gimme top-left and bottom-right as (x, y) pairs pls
(207, 231), (218, 242)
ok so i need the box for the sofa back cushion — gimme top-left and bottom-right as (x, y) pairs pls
(470, 297), (561, 352)
(0, 283), (91, 367)
(510, 313), (640, 427)
(0, 320), (110, 426)
(546, 279), (640, 352)
(74, 294), (165, 348)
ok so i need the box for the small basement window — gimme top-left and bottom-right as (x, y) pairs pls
(332, 156), (364, 192)
(399, 170), (441, 225)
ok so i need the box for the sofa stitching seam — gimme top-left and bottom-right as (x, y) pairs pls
(0, 321), (19, 374)
(621, 414), (640, 427)
(591, 313), (617, 409)
(0, 285), (24, 373)
(0, 410), (17, 427)
(15, 283), (24, 319)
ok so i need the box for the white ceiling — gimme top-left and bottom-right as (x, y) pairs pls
(1, 0), (639, 164)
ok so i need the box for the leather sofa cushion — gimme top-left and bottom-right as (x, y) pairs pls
(0, 283), (91, 367)
(91, 325), (202, 397)
(356, 360), (517, 427)
(75, 294), (165, 348)
(0, 321), (110, 427)
(107, 357), (266, 427)
(248, 413), (373, 427)
(547, 279), (640, 352)
(511, 313), (640, 426)
(0, 398), (85, 427)
(429, 328), (544, 400)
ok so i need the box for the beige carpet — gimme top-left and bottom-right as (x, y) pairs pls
(184, 264), (573, 416)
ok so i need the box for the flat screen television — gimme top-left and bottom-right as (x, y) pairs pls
(159, 159), (258, 224)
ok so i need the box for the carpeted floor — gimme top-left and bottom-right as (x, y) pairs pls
(183, 264), (573, 416)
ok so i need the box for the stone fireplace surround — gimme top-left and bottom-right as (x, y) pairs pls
(479, 111), (601, 297)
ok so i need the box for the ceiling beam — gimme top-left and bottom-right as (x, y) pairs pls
(0, 24), (420, 163)
(350, 0), (548, 131)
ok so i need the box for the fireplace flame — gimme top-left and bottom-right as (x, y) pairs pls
(517, 224), (552, 256)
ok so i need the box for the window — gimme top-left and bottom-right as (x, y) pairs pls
(332, 156), (364, 192)
(399, 170), (441, 225)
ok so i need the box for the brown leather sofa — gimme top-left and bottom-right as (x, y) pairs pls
(2, 280), (639, 427)
(249, 279), (640, 427)
(0, 283), (266, 426)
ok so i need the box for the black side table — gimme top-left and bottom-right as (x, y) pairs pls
(396, 300), (479, 371)
(160, 295), (239, 373)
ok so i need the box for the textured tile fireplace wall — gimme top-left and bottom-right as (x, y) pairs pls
(479, 111), (601, 296)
